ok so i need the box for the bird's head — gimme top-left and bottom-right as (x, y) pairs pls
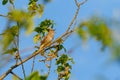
(47, 28), (55, 32)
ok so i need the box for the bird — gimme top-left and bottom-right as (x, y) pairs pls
(39, 28), (55, 52)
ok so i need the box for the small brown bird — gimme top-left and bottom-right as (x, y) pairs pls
(39, 28), (55, 51)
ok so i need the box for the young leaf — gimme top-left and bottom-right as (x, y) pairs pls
(2, 0), (8, 5)
(38, 4), (44, 18)
(56, 54), (68, 65)
(33, 34), (40, 44)
(9, 0), (14, 4)
(12, 75), (19, 80)
(8, 10), (34, 34)
(56, 45), (66, 52)
(4, 48), (18, 55)
(77, 16), (112, 50)
(25, 71), (48, 80)
(1, 26), (18, 50)
(25, 71), (40, 80)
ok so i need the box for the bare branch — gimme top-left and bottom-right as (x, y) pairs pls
(66, 6), (80, 32)
(10, 72), (23, 80)
(74, 0), (79, 7)
(0, 14), (8, 17)
(17, 22), (26, 79)
(79, 0), (88, 5)
(19, 56), (26, 79)
(47, 60), (52, 76)
(31, 56), (35, 73)
(66, 0), (87, 32)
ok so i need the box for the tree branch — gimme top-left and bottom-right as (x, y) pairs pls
(31, 56), (35, 73)
(0, 14), (8, 17)
(74, 0), (79, 7)
(10, 72), (23, 80)
(17, 22), (26, 78)
(66, 0), (87, 32)
(79, 0), (88, 5)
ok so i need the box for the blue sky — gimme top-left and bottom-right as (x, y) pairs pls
(0, 0), (120, 80)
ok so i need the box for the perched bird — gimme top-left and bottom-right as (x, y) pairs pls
(39, 28), (55, 51)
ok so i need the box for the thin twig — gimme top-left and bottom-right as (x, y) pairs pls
(47, 60), (52, 77)
(19, 56), (26, 79)
(0, 14), (8, 17)
(74, 0), (79, 7)
(31, 56), (36, 73)
(11, 3), (15, 9)
(73, 19), (78, 30)
(17, 22), (26, 79)
(79, 0), (88, 5)
(66, 0), (87, 32)
(66, 4), (80, 32)
(10, 72), (23, 80)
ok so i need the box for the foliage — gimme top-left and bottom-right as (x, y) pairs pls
(77, 16), (120, 60)
(28, 0), (44, 17)
(56, 54), (74, 80)
(34, 19), (54, 38)
(25, 71), (48, 80)
(2, 0), (14, 5)
(77, 16), (112, 50)
(8, 9), (34, 34)
(0, 26), (18, 50)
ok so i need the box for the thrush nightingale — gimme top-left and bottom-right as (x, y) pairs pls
(39, 28), (55, 51)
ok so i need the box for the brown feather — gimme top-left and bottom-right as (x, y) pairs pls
(39, 29), (55, 51)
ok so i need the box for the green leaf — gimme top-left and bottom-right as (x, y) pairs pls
(8, 10), (34, 34)
(77, 16), (112, 50)
(34, 27), (43, 33)
(33, 34), (40, 44)
(77, 27), (87, 41)
(69, 58), (75, 64)
(57, 65), (65, 72)
(12, 75), (19, 80)
(56, 45), (66, 52)
(1, 26), (18, 50)
(2, 0), (8, 5)
(4, 48), (18, 55)
(25, 71), (40, 80)
(64, 63), (71, 68)
(9, 0), (14, 4)
(43, 0), (52, 3)
(34, 19), (54, 39)
(38, 4), (44, 18)
(56, 54), (68, 65)
(56, 54), (73, 80)
(39, 19), (54, 29)
(29, 0), (38, 4)
(40, 75), (48, 80)
(25, 71), (47, 80)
